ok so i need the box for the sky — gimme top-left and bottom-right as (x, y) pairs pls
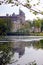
(0, 0), (43, 20)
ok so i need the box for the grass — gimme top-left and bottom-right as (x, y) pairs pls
(30, 32), (43, 36)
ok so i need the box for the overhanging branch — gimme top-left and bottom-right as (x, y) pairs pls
(0, 0), (43, 15)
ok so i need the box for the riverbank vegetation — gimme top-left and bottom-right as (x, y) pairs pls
(0, 18), (12, 35)
(0, 18), (43, 36)
(12, 19), (43, 36)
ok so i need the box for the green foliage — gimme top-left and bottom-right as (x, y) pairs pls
(8, 0), (12, 3)
(33, 11), (38, 15)
(33, 19), (43, 32)
(33, 19), (41, 28)
(0, 18), (12, 35)
(0, 42), (14, 65)
(41, 12), (43, 15)
(27, 0), (29, 3)
(33, 40), (43, 49)
(15, 21), (32, 35)
(40, 19), (43, 32)
(15, 28), (29, 35)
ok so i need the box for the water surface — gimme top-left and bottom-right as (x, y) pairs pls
(0, 40), (43, 65)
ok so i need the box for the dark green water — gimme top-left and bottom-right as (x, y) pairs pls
(0, 40), (43, 65)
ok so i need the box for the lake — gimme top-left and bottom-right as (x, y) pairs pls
(0, 39), (43, 65)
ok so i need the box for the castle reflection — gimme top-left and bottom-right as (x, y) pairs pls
(0, 40), (43, 65)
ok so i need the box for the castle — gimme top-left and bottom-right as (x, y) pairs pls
(0, 9), (25, 32)
(11, 9), (25, 32)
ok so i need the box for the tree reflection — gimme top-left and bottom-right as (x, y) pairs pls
(0, 40), (43, 65)
(0, 42), (14, 65)
(23, 40), (43, 49)
(29, 60), (37, 65)
(33, 40), (43, 49)
(0, 42), (25, 65)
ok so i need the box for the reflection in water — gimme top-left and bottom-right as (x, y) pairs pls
(0, 40), (43, 65)
(0, 42), (14, 65)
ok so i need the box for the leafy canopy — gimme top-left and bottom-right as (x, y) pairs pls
(0, 0), (43, 15)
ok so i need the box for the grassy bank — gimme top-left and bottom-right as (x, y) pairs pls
(30, 32), (43, 36)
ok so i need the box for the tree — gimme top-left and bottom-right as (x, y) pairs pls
(0, 18), (12, 35)
(35, 19), (41, 27)
(15, 21), (32, 35)
(33, 19), (42, 32)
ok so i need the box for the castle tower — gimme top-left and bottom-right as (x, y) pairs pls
(19, 9), (25, 23)
(11, 9), (25, 32)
